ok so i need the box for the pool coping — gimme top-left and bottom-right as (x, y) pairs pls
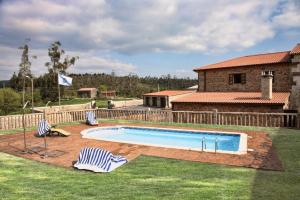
(81, 125), (248, 155)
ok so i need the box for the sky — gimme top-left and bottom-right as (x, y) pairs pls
(0, 0), (300, 80)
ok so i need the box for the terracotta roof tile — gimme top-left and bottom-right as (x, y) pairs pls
(290, 43), (300, 55)
(172, 92), (290, 105)
(194, 51), (291, 71)
(143, 90), (193, 97)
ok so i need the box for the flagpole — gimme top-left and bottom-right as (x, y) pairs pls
(57, 73), (61, 106)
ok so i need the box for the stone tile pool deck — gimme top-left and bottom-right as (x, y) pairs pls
(0, 122), (283, 171)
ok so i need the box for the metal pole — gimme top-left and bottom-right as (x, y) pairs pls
(58, 73), (61, 106)
(44, 101), (51, 150)
(43, 109), (47, 150)
(22, 108), (26, 150)
(22, 78), (25, 106)
(22, 101), (30, 152)
(25, 76), (34, 113)
(31, 78), (34, 113)
(215, 138), (218, 153)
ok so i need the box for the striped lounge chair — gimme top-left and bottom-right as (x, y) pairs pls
(74, 147), (128, 173)
(37, 119), (51, 137)
(36, 119), (71, 137)
(86, 111), (98, 126)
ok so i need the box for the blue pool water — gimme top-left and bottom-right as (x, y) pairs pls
(82, 126), (241, 152)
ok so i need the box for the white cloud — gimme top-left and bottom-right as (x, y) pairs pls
(0, 45), (136, 79)
(0, 0), (292, 53)
(0, 0), (299, 79)
(272, 0), (300, 28)
(174, 69), (195, 78)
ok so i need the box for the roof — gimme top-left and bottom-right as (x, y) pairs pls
(171, 92), (290, 105)
(143, 90), (193, 97)
(78, 88), (97, 91)
(194, 51), (291, 71)
(290, 43), (300, 55)
(187, 85), (198, 90)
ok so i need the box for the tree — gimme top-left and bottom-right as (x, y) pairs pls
(9, 72), (19, 90)
(18, 40), (36, 105)
(0, 88), (21, 115)
(41, 41), (78, 101)
(45, 41), (78, 74)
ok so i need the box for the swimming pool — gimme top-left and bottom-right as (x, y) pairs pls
(81, 126), (248, 154)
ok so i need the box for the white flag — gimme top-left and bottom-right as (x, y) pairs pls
(58, 73), (72, 86)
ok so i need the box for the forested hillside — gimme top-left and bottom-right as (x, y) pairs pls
(68, 73), (197, 97)
(0, 80), (9, 88)
(9, 72), (197, 98)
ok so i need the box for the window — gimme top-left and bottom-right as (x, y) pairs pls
(229, 73), (246, 85)
(264, 70), (275, 83)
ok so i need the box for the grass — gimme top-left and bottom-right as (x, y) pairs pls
(0, 121), (299, 200)
(0, 97), (134, 116)
(52, 97), (134, 107)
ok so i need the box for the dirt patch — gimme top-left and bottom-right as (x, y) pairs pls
(0, 122), (283, 170)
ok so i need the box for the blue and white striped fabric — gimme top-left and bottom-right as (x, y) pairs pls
(37, 119), (51, 136)
(86, 111), (98, 125)
(74, 147), (128, 173)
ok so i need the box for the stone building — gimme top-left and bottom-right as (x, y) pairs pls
(143, 90), (194, 108)
(77, 88), (98, 98)
(172, 43), (300, 113)
(290, 44), (300, 112)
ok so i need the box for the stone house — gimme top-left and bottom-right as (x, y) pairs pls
(77, 88), (98, 99)
(172, 43), (300, 113)
(143, 90), (194, 108)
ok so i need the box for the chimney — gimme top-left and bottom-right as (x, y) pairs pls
(261, 71), (273, 99)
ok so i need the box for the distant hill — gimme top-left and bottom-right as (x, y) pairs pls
(0, 80), (9, 88)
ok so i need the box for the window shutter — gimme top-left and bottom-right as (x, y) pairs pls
(241, 73), (246, 84)
(229, 74), (233, 85)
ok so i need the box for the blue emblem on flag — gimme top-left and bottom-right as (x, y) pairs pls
(58, 73), (72, 86)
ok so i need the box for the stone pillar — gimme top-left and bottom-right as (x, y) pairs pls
(291, 54), (300, 110)
(157, 97), (161, 108)
(261, 71), (273, 100)
(213, 109), (218, 124)
(297, 113), (300, 129)
(143, 96), (146, 106)
(149, 96), (153, 107)
(166, 96), (170, 108)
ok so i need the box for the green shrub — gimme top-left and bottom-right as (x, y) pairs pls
(0, 88), (21, 115)
(24, 90), (43, 106)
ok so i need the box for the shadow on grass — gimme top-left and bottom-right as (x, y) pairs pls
(250, 128), (300, 200)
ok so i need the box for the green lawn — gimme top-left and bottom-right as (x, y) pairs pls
(1, 97), (134, 116)
(50, 97), (133, 108)
(0, 121), (299, 200)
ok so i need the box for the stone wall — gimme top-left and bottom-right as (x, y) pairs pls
(113, 99), (143, 108)
(172, 102), (285, 113)
(34, 103), (92, 113)
(197, 63), (294, 92)
(290, 54), (300, 111)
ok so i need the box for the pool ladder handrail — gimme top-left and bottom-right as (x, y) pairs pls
(201, 137), (206, 152)
(201, 137), (218, 153)
(215, 137), (218, 153)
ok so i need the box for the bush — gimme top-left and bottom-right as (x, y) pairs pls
(0, 88), (21, 115)
(24, 90), (43, 106)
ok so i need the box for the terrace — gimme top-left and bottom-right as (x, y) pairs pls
(0, 119), (299, 199)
